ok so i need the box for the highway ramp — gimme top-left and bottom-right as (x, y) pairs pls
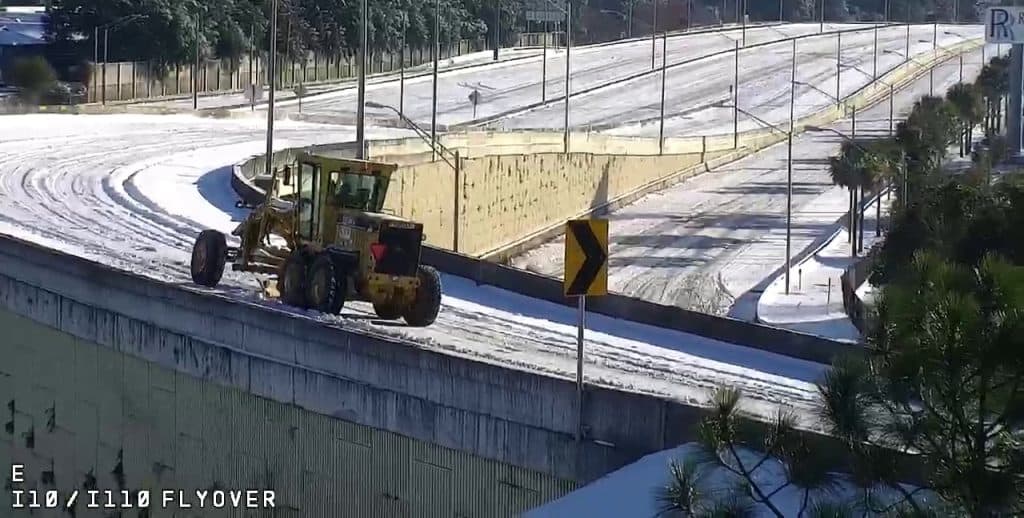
(243, 23), (891, 128)
(511, 46), (993, 317)
(0, 113), (827, 427)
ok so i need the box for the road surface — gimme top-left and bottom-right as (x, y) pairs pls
(248, 23), (930, 130)
(0, 114), (825, 428)
(511, 46), (992, 317)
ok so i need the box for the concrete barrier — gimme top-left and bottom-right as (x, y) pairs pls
(0, 229), (932, 491)
(0, 230), (887, 486)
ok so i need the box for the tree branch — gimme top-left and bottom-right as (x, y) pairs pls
(725, 444), (788, 518)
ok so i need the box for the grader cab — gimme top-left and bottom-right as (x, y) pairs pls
(190, 153), (442, 327)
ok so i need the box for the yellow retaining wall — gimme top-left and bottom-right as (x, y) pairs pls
(369, 38), (982, 257)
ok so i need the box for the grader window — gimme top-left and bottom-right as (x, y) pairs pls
(297, 162), (321, 240)
(330, 169), (388, 213)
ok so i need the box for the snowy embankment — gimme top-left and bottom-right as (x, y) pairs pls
(526, 442), (922, 517)
(756, 190), (891, 341)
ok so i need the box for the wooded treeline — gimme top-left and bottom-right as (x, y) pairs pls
(43, 0), (979, 72)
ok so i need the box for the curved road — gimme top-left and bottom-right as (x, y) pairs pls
(512, 46), (992, 316)
(247, 23), (936, 130)
(0, 114), (824, 426)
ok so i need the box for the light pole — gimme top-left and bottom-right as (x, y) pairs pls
(193, 15), (200, 110)
(659, 32), (667, 155)
(265, 0), (278, 178)
(356, 0), (368, 159)
(399, 14), (407, 117)
(785, 38), (796, 295)
(493, 0), (500, 61)
(565, 0), (573, 154)
(733, 40), (740, 148)
(819, 0), (825, 33)
(94, 14), (146, 105)
(432, 0), (440, 161)
(651, 0), (658, 69)
(835, 31), (841, 108)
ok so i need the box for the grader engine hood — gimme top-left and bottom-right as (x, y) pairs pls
(366, 218), (424, 278)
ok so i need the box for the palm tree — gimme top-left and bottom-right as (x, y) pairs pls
(946, 83), (984, 158)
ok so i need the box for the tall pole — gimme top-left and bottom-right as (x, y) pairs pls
(835, 32), (841, 108)
(905, 23), (910, 64)
(779, 0), (784, 22)
(193, 17), (200, 110)
(819, 0), (825, 32)
(1008, 44), (1023, 157)
(356, 0), (367, 159)
(741, 0), (746, 46)
(651, 0), (658, 69)
(785, 38), (796, 295)
(888, 83), (894, 136)
(733, 41), (739, 149)
(542, 31), (548, 102)
(873, 24), (878, 80)
(249, 23), (255, 112)
(686, 0), (692, 31)
(564, 0), (573, 154)
(400, 15), (406, 116)
(265, 0), (278, 178)
(659, 32), (667, 155)
(93, 27), (98, 103)
(102, 28), (108, 105)
(575, 295), (585, 443)
(493, 0), (500, 61)
(431, 0), (440, 161)
(628, 1), (633, 37)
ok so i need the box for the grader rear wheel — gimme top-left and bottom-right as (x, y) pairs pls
(403, 265), (442, 327)
(191, 230), (227, 287)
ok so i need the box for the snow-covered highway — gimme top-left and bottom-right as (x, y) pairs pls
(0, 114), (825, 426)
(512, 46), (992, 318)
(245, 23), (967, 132)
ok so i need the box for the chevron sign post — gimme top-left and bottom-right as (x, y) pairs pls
(564, 218), (608, 443)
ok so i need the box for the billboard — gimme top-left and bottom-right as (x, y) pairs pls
(986, 6), (1024, 44)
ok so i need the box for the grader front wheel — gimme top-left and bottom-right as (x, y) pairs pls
(191, 230), (227, 287)
(279, 251), (309, 309)
(307, 253), (347, 315)
(403, 265), (442, 327)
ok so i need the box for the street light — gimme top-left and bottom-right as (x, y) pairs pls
(93, 14), (147, 104)
(805, 125), (891, 241)
(838, 63), (896, 135)
(366, 101), (463, 253)
(265, 0), (279, 179)
(366, 101), (458, 169)
(717, 39), (798, 293)
(356, 0), (368, 159)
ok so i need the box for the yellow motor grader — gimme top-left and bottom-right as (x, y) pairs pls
(189, 153), (442, 327)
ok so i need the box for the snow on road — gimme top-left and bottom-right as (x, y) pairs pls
(245, 23), (885, 128)
(498, 24), (980, 134)
(512, 46), (992, 317)
(0, 113), (827, 426)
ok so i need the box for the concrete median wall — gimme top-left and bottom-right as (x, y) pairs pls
(0, 232), (919, 501)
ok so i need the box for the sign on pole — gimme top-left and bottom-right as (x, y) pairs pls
(563, 218), (608, 443)
(986, 6), (1024, 43)
(564, 219), (608, 297)
(525, 0), (565, 23)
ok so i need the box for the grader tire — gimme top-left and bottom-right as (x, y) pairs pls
(307, 253), (346, 315)
(372, 303), (403, 320)
(190, 230), (227, 287)
(403, 265), (442, 327)
(280, 251), (310, 309)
